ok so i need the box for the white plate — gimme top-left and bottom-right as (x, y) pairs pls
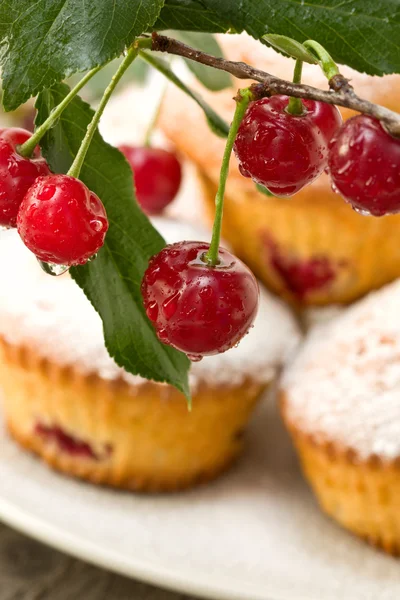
(0, 394), (399, 600)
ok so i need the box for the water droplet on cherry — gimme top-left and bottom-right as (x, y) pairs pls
(187, 353), (203, 362)
(90, 219), (105, 232)
(162, 292), (180, 320)
(37, 184), (56, 201)
(354, 207), (372, 216)
(38, 260), (69, 276)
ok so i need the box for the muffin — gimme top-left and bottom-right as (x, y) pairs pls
(281, 279), (400, 553)
(160, 33), (400, 306)
(0, 218), (300, 492)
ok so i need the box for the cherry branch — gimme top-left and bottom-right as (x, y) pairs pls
(150, 33), (400, 137)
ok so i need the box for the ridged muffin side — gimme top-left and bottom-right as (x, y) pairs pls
(1, 339), (264, 492)
(280, 280), (400, 553)
(281, 391), (400, 555)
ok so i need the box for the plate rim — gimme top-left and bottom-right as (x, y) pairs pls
(0, 493), (282, 600)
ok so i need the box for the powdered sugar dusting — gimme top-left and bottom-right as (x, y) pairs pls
(0, 220), (300, 390)
(282, 279), (400, 460)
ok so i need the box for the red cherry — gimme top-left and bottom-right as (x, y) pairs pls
(234, 95), (342, 196)
(0, 127), (50, 227)
(119, 145), (182, 214)
(309, 102), (342, 146)
(141, 241), (259, 360)
(0, 127), (41, 157)
(328, 115), (400, 216)
(17, 174), (108, 266)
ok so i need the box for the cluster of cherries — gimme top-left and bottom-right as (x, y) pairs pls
(234, 94), (400, 217)
(143, 94), (400, 361)
(3, 87), (400, 364)
(0, 129), (183, 266)
(0, 127), (109, 266)
(0, 125), (256, 361)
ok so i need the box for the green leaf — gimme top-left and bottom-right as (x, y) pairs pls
(154, 0), (228, 33)
(140, 51), (230, 137)
(0, 0), (164, 111)
(262, 34), (317, 64)
(35, 83), (191, 398)
(156, 0), (400, 76)
(174, 31), (232, 90)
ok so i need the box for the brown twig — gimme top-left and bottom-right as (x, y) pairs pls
(151, 32), (400, 137)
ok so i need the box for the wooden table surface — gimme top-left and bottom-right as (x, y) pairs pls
(0, 522), (195, 600)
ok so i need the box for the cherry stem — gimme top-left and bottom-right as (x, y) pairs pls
(18, 66), (104, 159)
(287, 59), (304, 115)
(303, 40), (339, 80)
(136, 37), (153, 50)
(67, 44), (139, 179)
(149, 34), (400, 137)
(205, 88), (253, 267)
